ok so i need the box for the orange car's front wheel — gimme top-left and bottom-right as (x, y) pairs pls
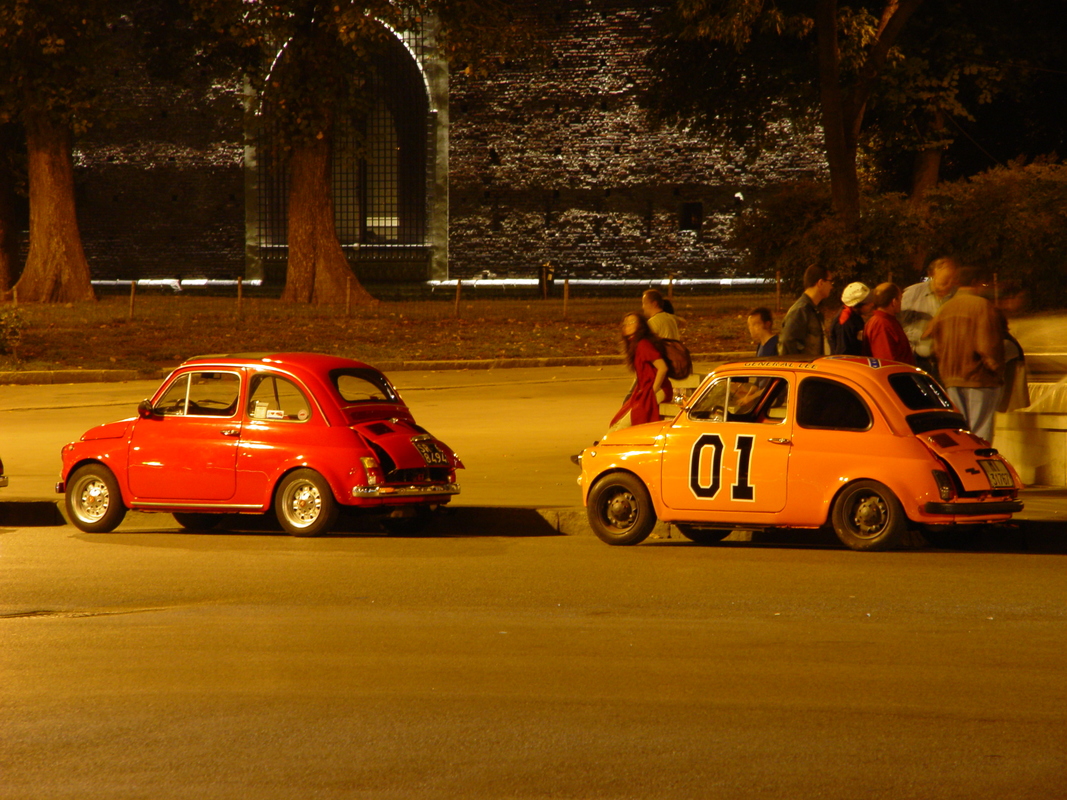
(587, 473), (657, 545)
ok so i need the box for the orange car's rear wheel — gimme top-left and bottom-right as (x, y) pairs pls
(587, 473), (656, 545)
(831, 480), (906, 551)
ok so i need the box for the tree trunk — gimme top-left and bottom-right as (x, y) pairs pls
(13, 111), (95, 303)
(282, 134), (376, 305)
(907, 111), (944, 274)
(0, 125), (20, 298)
(815, 0), (861, 222)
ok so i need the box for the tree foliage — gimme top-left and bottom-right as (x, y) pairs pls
(646, 0), (1067, 212)
(730, 162), (1067, 308)
(728, 180), (926, 293)
(645, 0), (924, 220)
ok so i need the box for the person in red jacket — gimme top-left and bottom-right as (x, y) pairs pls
(864, 282), (915, 365)
(608, 312), (672, 429)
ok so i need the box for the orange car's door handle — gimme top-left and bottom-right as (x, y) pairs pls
(220, 429), (241, 437)
(767, 437), (791, 445)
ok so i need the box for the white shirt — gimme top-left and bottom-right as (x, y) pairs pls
(900, 280), (956, 359)
(647, 311), (681, 341)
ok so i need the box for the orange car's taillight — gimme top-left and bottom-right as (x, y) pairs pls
(932, 470), (955, 501)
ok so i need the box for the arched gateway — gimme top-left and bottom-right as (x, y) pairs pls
(247, 25), (448, 287)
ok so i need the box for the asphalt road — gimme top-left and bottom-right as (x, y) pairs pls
(3, 367), (1067, 798)
(4, 515), (1067, 800)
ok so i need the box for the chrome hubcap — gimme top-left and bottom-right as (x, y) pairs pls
(286, 482), (321, 526)
(76, 478), (109, 522)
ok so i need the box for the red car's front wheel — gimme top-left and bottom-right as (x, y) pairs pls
(65, 464), (127, 533)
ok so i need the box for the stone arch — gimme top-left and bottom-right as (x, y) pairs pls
(248, 24), (447, 285)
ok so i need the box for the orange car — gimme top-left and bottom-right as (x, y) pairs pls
(579, 356), (1024, 551)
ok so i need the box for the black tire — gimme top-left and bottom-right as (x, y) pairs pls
(674, 524), (731, 544)
(275, 469), (339, 537)
(65, 464), (127, 533)
(172, 512), (223, 532)
(587, 472), (657, 545)
(831, 480), (906, 551)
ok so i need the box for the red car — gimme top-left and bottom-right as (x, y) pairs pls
(57, 353), (463, 536)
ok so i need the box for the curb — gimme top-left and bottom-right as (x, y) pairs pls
(0, 353), (754, 386)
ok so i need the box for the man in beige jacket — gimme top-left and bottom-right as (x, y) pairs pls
(923, 268), (1003, 442)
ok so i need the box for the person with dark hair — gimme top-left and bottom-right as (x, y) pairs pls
(864, 282), (915, 364)
(641, 289), (681, 340)
(923, 268), (1003, 441)
(778, 265), (833, 356)
(608, 312), (672, 430)
(829, 282), (871, 355)
(747, 307), (778, 356)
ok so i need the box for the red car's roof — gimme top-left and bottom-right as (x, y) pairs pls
(181, 352), (379, 373)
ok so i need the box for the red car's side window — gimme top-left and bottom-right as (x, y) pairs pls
(154, 372), (241, 417)
(247, 374), (312, 422)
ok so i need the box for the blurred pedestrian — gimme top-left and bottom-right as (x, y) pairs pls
(864, 282), (914, 365)
(642, 289), (682, 340)
(778, 265), (833, 356)
(900, 257), (959, 380)
(922, 268), (1003, 441)
(747, 307), (779, 357)
(608, 312), (673, 430)
(830, 281), (871, 355)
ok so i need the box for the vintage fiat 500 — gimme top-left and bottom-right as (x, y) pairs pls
(579, 356), (1024, 551)
(58, 353), (462, 536)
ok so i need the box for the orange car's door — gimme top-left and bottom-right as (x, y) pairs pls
(660, 374), (791, 514)
(127, 370), (243, 501)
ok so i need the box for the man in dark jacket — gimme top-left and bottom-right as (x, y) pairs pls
(778, 265), (833, 356)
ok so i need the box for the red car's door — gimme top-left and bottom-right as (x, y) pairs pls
(127, 370), (243, 501)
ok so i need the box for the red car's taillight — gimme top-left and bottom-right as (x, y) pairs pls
(360, 456), (385, 486)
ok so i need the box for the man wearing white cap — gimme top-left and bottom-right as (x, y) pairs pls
(830, 281), (872, 356)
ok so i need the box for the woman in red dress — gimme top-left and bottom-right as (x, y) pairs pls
(609, 313), (672, 429)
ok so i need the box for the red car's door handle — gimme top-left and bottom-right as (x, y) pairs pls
(220, 429), (241, 437)
(767, 437), (791, 445)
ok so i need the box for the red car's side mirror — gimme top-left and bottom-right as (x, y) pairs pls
(137, 399), (158, 419)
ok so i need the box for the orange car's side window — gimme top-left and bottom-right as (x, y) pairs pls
(689, 376), (788, 424)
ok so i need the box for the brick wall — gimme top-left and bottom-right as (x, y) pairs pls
(74, 46), (246, 283)
(69, 1), (823, 285)
(447, 0), (824, 281)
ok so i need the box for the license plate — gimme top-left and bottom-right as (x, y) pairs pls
(413, 438), (449, 466)
(979, 459), (1014, 488)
